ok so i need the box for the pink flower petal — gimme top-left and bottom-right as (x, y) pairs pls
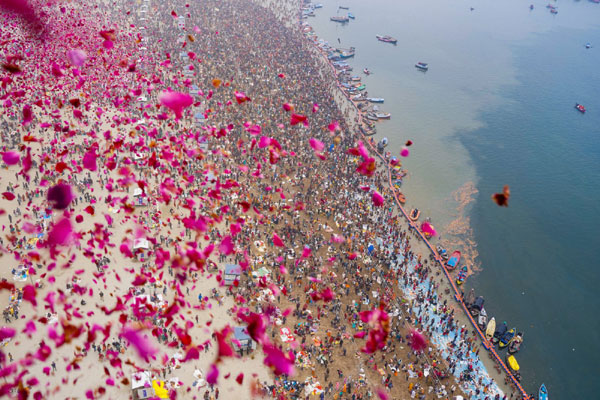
(158, 91), (194, 120)
(372, 191), (384, 206)
(47, 183), (74, 210)
(1, 151), (20, 165)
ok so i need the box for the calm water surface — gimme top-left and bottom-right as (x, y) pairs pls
(307, 0), (600, 398)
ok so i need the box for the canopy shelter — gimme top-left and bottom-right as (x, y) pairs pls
(233, 326), (254, 351)
(224, 264), (241, 286)
(131, 371), (154, 400)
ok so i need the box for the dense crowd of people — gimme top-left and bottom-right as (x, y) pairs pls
(0, 0), (523, 398)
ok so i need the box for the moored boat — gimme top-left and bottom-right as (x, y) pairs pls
(409, 208), (421, 221)
(499, 327), (516, 349)
(415, 62), (429, 71)
(376, 35), (398, 44)
(506, 355), (521, 381)
(508, 332), (523, 354)
(575, 103), (586, 113)
(469, 296), (484, 317)
(446, 250), (461, 271)
(377, 137), (389, 151)
(539, 383), (548, 400)
(375, 112), (390, 119)
(366, 113), (378, 121)
(493, 322), (507, 344)
(485, 317), (496, 341)
(348, 12), (355, 19)
(478, 307), (488, 329)
(366, 97), (384, 103)
(456, 266), (468, 286)
(330, 16), (349, 23)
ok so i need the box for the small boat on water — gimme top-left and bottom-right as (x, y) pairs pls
(409, 208), (421, 221)
(456, 266), (468, 286)
(508, 332), (523, 354)
(376, 35), (398, 44)
(330, 16), (350, 23)
(366, 97), (384, 103)
(377, 137), (389, 151)
(575, 103), (586, 113)
(339, 6), (349, 10)
(478, 307), (488, 330)
(499, 327), (516, 349)
(446, 250), (461, 271)
(530, 4), (534, 10)
(338, 47), (355, 58)
(469, 296), (484, 317)
(363, 68), (371, 75)
(485, 317), (496, 341)
(314, 3), (323, 9)
(415, 62), (429, 71)
(586, 42), (592, 49)
(539, 383), (548, 400)
(493, 322), (507, 344)
(506, 355), (521, 381)
(348, 12), (355, 19)
(375, 112), (391, 119)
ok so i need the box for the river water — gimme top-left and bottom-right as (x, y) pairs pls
(306, 0), (600, 398)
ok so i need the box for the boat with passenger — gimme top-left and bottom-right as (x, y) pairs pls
(409, 209), (420, 221)
(506, 355), (521, 381)
(330, 16), (349, 23)
(539, 383), (548, 400)
(446, 250), (461, 271)
(492, 322), (507, 344)
(415, 62), (429, 71)
(363, 68), (371, 75)
(508, 332), (523, 354)
(376, 35), (398, 44)
(575, 103), (586, 113)
(456, 266), (468, 286)
(499, 327), (516, 349)
(377, 137), (389, 151)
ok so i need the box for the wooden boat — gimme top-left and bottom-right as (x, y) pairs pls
(366, 113), (378, 121)
(415, 62), (429, 71)
(409, 208), (420, 221)
(477, 307), (488, 329)
(375, 112), (391, 119)
(508, 332), (523, 354)
(485, 317), (496, 341)
(446, 250), (461, 271)
(366, 97), (384, 103)
(506, 354), (520, 378)
(330, 16), (350, 23)
(575, 103), (586, 113)
(493, 322), (507, 344)
(499, 327), (516, 349)
(539, 383), (548, 400)
(456, 266), (468, 286)
(376, 35), (398, 44)
(339, 6), (349, 10)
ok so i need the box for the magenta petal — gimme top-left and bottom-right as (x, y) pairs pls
(67, 49), (87, 67)
(120, 325), (158, 361)
(47, 183), (74, 210)
(48, 218), (73, 247)
(1, 151), (20, 165)
(159, 91), (193, 120)
(372, 191), (384, 206)
(206, 363), (219, 385)
(309, 138), (324, 152)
